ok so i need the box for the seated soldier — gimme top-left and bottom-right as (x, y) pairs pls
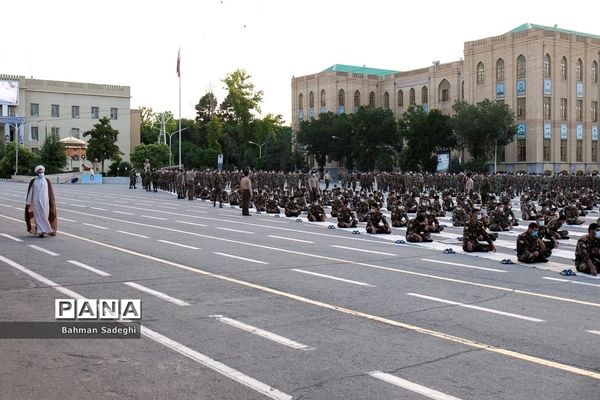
(337, 201), (358, 228)
(517, 222), (552, 263)
(391, 204), (408, 228)
(452, 203), (468, 227)
(442, 192), (455, 211)
(535, 214), (557, 250)
(463, 208), (497, 253)
(330, 195), (344, 218)
(520, 196), (538, 220)
(404, 194), (418, 213)
(307, 201), (326, 222)
(406, 214), (432, 242)
(575, 223), (599, 276)
(489, 203), (511, 231)
(284, 199), (302, 217)
(563, 203), (583, 225)
(265, 196), (280, 213)
(365, 205), (391, 234)
(229, 189), (241, 206)
(503, 201), (519, 226)
(546, 213), (569, 240)
(356, 199), (370, 222)
(254, 190), (267, 212)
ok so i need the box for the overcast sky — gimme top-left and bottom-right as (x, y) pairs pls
(5, 0), (599, 124)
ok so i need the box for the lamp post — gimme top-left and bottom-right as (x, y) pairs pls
(167, 128), (187, 166)
(248, 140), (270, 159)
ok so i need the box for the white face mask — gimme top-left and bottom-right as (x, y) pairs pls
(37, 173), (44, 179)
(538, 220), (545, 227)
(476, 214), (482, 220)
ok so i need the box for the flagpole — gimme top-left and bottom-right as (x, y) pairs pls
(178, 47), (182, 167)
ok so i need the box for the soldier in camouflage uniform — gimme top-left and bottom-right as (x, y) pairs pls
(405, 214), (431, 242)
(212, 171), (224, 208)
(356, 198), (370, 222)
(563, 202), (583, 225)
(463, 209), (496, 253)
(452, 203), (468, 227)
(307, 201), (326, 222)
(391, 204), (409, 228)
(574, 223), (599, 276)
(265, 195), (280, 214)
(254, 190), (267, 212)
(488, 203), (511, 231)
(517, 222), (552, 263)
(284, 198), (302, 217)
(546, 214), (569, 239)
(337, 201), (358, 228)
(365, 205), (391, 234)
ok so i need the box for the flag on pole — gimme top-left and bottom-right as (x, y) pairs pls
(176, 48), (181, 78)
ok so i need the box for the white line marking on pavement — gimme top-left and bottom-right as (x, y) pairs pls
(588, 330), (600, 336)
(90, 207), (107, 211)
(27, 245), (59, 257)
(67, 260), (111, 277)
(292, 269), (375, 287)
(118, 230), (150, 238)
(0, 204), (11, 208)
(209, 315), (314, 351)
(142, 215), (167, 220)
(214, 252), (268, 264)
(157, 205), (177, 209)
(1, 233), (22, 242)
(268, 235), (314, 244)
(58, 217), (77, 222)
(407, 293), (544, 322)
(218, 213), (243, 218)
(157, 240), (199, 250)
(82, 223), (109, 230)
(421, 258), (507, 273)
(114, 211), (134, 215)
(369, 371), (463, 400)
(216, 227), (255, 234)
(124, 282), (190, 306)
(13, 207), (21, 210)
(331, 245), (396, 256)
(0, 255), (289, 400)
(176, 220), (208, 227)
(69, 203), (86, 207)
(543, 277), (600, 288)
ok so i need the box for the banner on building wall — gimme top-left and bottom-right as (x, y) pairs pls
(544, 123), (552, 139)
(560, 123), (568, 139)
(0, 81), (19, 105)
(298, 110), (304, 121)
(576, 82), (583, 98)
(309, 109), (315, 119)
(436, 151), (450, 172)
(592, 125), (598, 141)
(320, 106), (326, 114)
(543, 79), (552, 96)
(496, 83), (505, 98)
(517, 123), (526, 139)
(337, 106), (345, 114)
(423, 104), (429, 113)
(516, 80), (526, 96)
(576, 124), (583, 140)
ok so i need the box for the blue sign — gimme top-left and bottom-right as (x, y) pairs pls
(298, 110), (304, 121)
(543, 79), (551, 96)
(423, 104), (429, 113)
(309, 109), (315, 119)
(576, 82), (583, 98)
(337, 106), (345, 114)
(81, 172), (102, 184)
(592, 125), (598, 141)
(496, 83), (505, 98)
(560, 123), (568, 139)
(517, 123), (526, 139)
(320, 106), (326, 114)
(516, 80), (526, 96)
(544, 123), (552, 139)
(576, 124), (583, 140)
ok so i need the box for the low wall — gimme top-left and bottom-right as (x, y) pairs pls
(11, 174), (128, 184)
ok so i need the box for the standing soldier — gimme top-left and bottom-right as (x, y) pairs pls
(186, 169), (195, 200)
(129, 168), (137, 189)
(324, 170), (331, 190)
(240, 169), (252, 216)
(213, 171), (224, 208)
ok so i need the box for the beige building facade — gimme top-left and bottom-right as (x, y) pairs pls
(291, 23), (600, 173)
(0, 74), (133, 168)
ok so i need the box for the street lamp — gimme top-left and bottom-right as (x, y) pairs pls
(248, 140), (270, 159)
(167, 128), (187, 166)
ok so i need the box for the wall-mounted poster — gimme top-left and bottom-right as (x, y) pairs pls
(516, 80), (526, 96)
(576, 124), (583, 140)
(592, 126), (598, 141)
(496, 83), (505, 98)
(337, 106), (345, 114)
(543, 79), (551, 96)
(576, 82), (583, 98)
(560, 123), (568, 139)
(544, 123), (552, 139)
(517, 123), (526, 139)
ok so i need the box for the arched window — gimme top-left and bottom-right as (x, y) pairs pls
(354, 90), (361, 108)
(338, 89), (345, 107)
(496, 58), (505, 81)
(592, 61), (599, 84)
(298, 93), (304, 110)
(309, 91), (314, 108)
(369, 91), (375, 107)
(397, 90), (404, 107)
(320, 89), (326, 107)
(461, 81), (465, 100)
(516, 55), (526, 79)
(421, 86), (428, 104)
(409, 88), (416, 105)
(576, 58), (583, 81)
(561, 57), (568, 80)
(544, 54), (551, 78)
(477, 62), (485, 84)
(384, 91), (390, 109)
(438, 79), (451, 102)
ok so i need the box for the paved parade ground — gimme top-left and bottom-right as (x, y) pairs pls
(1, 180), (599, 400)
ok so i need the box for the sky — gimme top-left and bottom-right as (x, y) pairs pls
(5, 0), (600, 125)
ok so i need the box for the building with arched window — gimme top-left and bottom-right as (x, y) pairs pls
(292, 23), (600, 173)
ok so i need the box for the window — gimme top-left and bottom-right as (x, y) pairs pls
(397, 90), (403, 107)
(308, 92), (314, 109)
(477, 62), (485, 84)
(560, 139), (568, 162)
(593, 61), (598, 83)
(51, 127), (60, 137)
(543, 139), (551, 161)
(384, 92), (390, 110)
(298, 93), (304, 110)
(592, 101), (598, 122)
(91, 106), (99, 119)
(496, 59), (505, 81)
(560, 98), (567, 121)
(560, 57), (567, 80)
(543, 97), (551, 120)
(576, 59), (583, 81)
(72, 105), (80, 119)
(51, 104), (60, 117)
(369, 91), (375, 107)
(338, 89), (345, 107)
(593, 141), (598, 162)
(354, 90), (361, 109)
(441, 89), (449, 102)
(576, 100), (583, 121)
(8, 105), (16, 116)
(31, 126), (39, 141)
(516, 55), (526, 79)
(320, 90), (326, 107)
(421, 86), (428, 104)
(30, 103), (39, 117)
(544, 54), (551, 78)
(498, 146), (506, 162)
(409, 88), (415, 105)
(439, 79), (450, 102)
(576, 140), (583, 162)
(517, 98), (526, 119)
(71, 128), (80, 139)
(110, 108), (118, 120)
(517, 139), (526, 161)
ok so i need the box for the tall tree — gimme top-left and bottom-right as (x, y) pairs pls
(350, 106), (399, 171)
(195, 92), (218, 123)
(130, 143), (170, 169)
(39, 134), (67, 174)
(83, 117), (122, 172)
(0, 142), (39, 178)
(139, 106), (157, 145)
(206, 115), (224, 153)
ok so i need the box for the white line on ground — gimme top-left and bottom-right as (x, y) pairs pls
(82, 223), (109, 230)
(588, 330), (600, 336)
(268, 235), (314, 244)
(58, 217), (77, 222)
(141, 215), (167, 220)
(331, 245), (396, 256)
(292, 269), (375, 287)
(543, 277), (600, 287)
(118, 230), (150, 239)
(0, 233), (22, 242)
(0, 204), (11, 208)
(216, 227), (255, 234)
(27, 245), (59, 257)
(67, 260), (111, 277)
(218, 213), (243, 218)
(90, 207), (107, 211)
(114, 211), (134, 215)
(369, 371), (463, 400)
(176, 220), (208, 227)
(406, 293), (544, 322)
(157, 205), (177, 209)
(214, 252), (268, 264)
(13, 207), (21, 210)
(421, 258), (507, 273)
(124, 282), (190, 306)
(209, 315), (314, 351)
(157, 240), (199, 250)
(69, 204), (86, 207)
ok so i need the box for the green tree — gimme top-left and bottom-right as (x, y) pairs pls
(139, 106), (157, 145)
(39, 134), (67, 174)
(0, 142), (39, 178)
(350, 106), (399, 171)
(297, 112), (337, 169)
(83, 117), (122, 172)
(195, 92), (218, 123)
(451, 99), (516, 167)
(206, 115), (224, 153)
(129, 143), (169, 169)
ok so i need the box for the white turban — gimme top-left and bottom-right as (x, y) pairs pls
(34, 165), (45, 174)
